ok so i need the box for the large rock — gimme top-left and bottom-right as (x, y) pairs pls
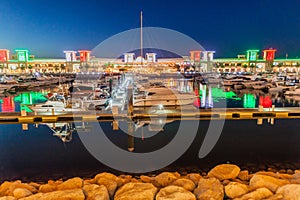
(249, 174), (289, 193)
(96, 177), (118, 198)
(0, 181), (37, 196)
(156, 186), (196, 200)
(237, 170), (251, 181)
(39, 184), (57, 193)
(154, 172), (179, 188)
(207, 164), (240, 180)
(95, 172), (128, 187)
(263, 194), (284, 200)
(114, 182), (157, 200)
(171, 178), (195, 191)
(194, 178), (224, 200)
(94, 172), (118, 182)
(0, 182), (13, 196)
(224, 182), (248, 198)
(276, 184), (300, 199)
(117, 175), (132, 187)
(13, 188), (32, 199)
(57, 177), (83, 190)
(19, 188), (85, 200)
(234, 187), (273, 200)
(140, 175), (154, 183)
(83, 184), (109, 200)
(0, 197), (17, 200)
(185, 173), (201, 185)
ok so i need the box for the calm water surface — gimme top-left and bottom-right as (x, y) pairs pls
(1, 83), (300, 181)
(1, 119), (300, 182)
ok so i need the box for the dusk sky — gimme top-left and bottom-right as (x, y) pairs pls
(0, 0), (299, 58)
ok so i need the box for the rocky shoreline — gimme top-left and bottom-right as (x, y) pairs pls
(1, 164), (300, 199)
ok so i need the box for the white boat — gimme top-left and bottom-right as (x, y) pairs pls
(133, 87), (196, 107)
(285, 88), (300, 96)
(28, 95), (83, 115)
(242, 81), (266, 89)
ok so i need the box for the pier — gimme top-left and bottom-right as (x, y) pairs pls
(1, 107), (300, 124)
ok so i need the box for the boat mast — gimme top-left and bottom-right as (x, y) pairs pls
(140, 11), (143, 66)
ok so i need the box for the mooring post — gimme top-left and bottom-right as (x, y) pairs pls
(127, 85), (134, 117)
(127, 84), (134, 152)
(128, 121), (134, 152)
(271, 105), (275, 125)
(257, 105), (263, 125)
(21, 109), (28, 130)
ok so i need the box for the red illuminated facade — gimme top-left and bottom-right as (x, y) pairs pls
(263, 48), (277, 61)
(259, 96), (272, 108)
(0, 49), (10, 62)
(190, 51), (201, 62)
(78, 50), (91, 62)
(1, 97), (15, 112)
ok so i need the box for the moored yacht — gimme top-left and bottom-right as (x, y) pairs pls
(133, 86), (197, 107)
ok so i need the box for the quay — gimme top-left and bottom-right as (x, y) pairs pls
(1, 107), (300, 124)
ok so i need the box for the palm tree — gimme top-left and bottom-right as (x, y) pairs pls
(60, 64), (66, 72)
(54, 65), (60, 72)
(20, 65), (26, 72)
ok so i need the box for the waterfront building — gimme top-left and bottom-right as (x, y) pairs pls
(0, 47), (300, 74)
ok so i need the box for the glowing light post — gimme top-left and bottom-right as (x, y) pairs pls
(15, 49), (29, 73)
(246, 50), (259, 73)
(190, 50), (201, 71)
(0, 49), (10, 73)
(64, 51), (77, 72)
(78, 50), (91, 72)
(263, 48), (277, 72)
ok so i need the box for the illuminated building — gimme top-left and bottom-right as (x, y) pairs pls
(146, 53), (156, 63)
(15, 49), (29, 62)
(64, 51), (77, 62)
(263, 48), (277, 71)
(78, 50), (91, 62)
(0, 49), (10, 72)
(0, 49), (10, 62)
(263, 48), (277, 61)
(190, 51), (201, 62)
(0, 46), (299, 73)
(246, 50), (259, 61)
(124, 53), (135, 63)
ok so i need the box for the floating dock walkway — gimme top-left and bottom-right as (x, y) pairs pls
(1, 107), (300, 124)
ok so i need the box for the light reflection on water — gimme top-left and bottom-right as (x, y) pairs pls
(1, 119), (300, 182)
(0, 80), (300, 112)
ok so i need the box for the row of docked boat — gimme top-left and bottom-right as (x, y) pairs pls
(205, 73), (300, 93)
(28, 81), (112, 115)
(0, 74), (74, 94)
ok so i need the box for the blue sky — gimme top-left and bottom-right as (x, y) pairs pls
(0, 0), (299, 58)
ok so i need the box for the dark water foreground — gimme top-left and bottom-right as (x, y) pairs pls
(0, 119), (300, 183)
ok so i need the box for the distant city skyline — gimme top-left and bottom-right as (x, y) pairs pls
(0, 0), (299, 58)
